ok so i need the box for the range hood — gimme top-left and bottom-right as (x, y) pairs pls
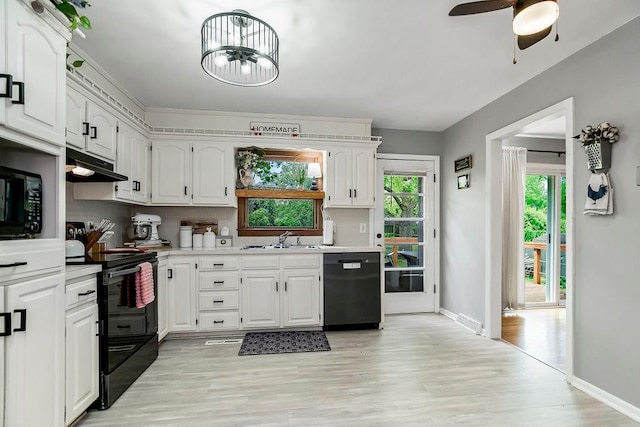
(66, 148), (128, 182)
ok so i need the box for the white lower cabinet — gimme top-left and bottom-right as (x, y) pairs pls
(165, 253), (322, 334)
(3, 273), (65, 427)
(65, 304), (98, 425)
(167, 258), (196, 332)
(241, 254), (321, 329)
(157, 258), (169, 340)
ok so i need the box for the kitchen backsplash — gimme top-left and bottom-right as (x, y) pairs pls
(67, 185), (372, 248)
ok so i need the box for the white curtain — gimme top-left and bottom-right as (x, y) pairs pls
(502, 147), (527, 310)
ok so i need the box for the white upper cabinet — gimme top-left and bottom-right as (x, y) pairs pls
(326, 147), (375, 207)
(1, 0), (67, 145)
(150, 140), (190, 205)
(65, 85), (118, 160)
(192, 142), (232, 205)
(151, 140), (234, 206)
(116, 122), (149, 203)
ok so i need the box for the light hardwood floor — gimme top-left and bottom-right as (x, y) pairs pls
(502, 308), (566, 372)
(77, 314), (636, 426)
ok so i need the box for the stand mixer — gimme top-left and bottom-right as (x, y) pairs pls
(131, 213), (162, 247)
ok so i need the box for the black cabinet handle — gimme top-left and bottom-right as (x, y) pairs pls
(78, 290), (96, 296)
(13, 309), (26, 332)
(349, 189), (352, 198)
(213, 263), (224, 267)
(0, 261), (27, 268)
(285, 281), (287, 292)
(11, 81), (24, 105)
(213, 281), (224, 284)
(82, 122), (90, 136)
(0, 73), (13, 98)
(213, 320), (224, 324)
(168, 268), (173, 279)
(90, 126), (97, 139)
(224, 187), (228, 196)
(354, 189), (357, 198)
(184, 186), (188, 196)
(276, 281), (279, 292)
(116, 325), (131, 329)
(213, 300), (224, 304)
(0, 312), (12, 337)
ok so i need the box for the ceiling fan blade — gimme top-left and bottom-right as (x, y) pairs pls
(517, 25), (553, 50)
(449, 0), (516, 16)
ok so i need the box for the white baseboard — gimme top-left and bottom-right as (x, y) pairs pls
(571, 376), (640, 423)
(439, 307), (456, 321)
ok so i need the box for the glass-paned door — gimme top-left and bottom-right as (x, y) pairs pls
(523, 171), (566, 306)
(375, 158), (437, 314)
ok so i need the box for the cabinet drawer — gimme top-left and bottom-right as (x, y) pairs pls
(65, 277), (97, 310)
(0, 243), (63, 281)
(199, 312), (239, 330)
(281, 254), (321, 269)
(198, 256), (239, 271)
(240, 255), (279, 270)
(199, 291), (239, 310)
(199, 271), (239, 290)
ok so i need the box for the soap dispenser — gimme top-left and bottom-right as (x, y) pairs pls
(203, 227), (216, 249)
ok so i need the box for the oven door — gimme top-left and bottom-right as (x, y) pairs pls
(100, 260), (158, 374)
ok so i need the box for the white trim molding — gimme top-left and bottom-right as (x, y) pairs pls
(571, 377), (640, 423)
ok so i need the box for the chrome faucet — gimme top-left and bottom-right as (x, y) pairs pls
(278, 231), (293, 247)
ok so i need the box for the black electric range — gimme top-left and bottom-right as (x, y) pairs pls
(66, 251), (157, 268)
(67, 250), (159, 410)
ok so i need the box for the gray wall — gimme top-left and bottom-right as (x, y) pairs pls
(440, 16), (640, 407)
(374, 128), (441, 155)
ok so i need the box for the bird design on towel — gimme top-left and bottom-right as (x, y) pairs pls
(588, 184), (608, 204)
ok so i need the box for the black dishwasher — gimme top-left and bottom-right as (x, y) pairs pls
(323, 252), (381, 329)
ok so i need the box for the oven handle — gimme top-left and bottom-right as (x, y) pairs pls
(107, 266), (141, 278)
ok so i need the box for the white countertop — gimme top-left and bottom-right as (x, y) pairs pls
(65, 264), (102, 281)
(165, 245), (383, 256)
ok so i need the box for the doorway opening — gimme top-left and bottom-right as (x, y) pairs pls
(485, 98), (575, 379)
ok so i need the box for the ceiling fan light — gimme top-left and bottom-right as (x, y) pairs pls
(257, 57), (273, 69)
(240, 62), (251, 75)
(513, 1), (559, 36)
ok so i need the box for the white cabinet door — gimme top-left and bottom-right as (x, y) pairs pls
(282, 270), (320, 327)
(5, 274), (65, 427)
(241, 272), (279, 329)
(85, 100), (117, 160)
(167, 259), (196, 332)
(5, 0), (66, 145)
(352, 148), (375, 207)
(65, 303), (98, 426)
(157, 259), (169, 340)
(65, 86), (87, 149)
(326, 148), (352, 207)
(115, 122), (136, 200)
(192, 142), (231, 205)
(132, 134), (150, 203)
(151, 141), (190, 205)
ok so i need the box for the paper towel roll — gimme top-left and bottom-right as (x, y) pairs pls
(322, 220), (334, 245)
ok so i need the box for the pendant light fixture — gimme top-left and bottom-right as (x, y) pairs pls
(201, 9), (279, 87)
(512, 0), (559, 36)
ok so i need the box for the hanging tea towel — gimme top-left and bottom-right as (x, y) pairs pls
(584, 173), (613, 215)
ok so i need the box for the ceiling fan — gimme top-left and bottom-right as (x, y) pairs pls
(449, 0), (559, 50)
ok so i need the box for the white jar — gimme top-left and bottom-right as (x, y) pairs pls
(192, 234), (203, 248)
(179, 226), (193, 248)
(203, 227), (216, 249)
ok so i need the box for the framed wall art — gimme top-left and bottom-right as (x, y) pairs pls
(457, 174), (470, 189)
(454, 155), (472, 172)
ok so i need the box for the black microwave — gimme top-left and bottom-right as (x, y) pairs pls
(0, 166), (42, 238)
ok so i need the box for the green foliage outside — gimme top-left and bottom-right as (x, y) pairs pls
(253, 161), (313, 189)
(383, 175), (422, 238)
(524, 175), (566, 242)
(248, 199), (313, 228)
